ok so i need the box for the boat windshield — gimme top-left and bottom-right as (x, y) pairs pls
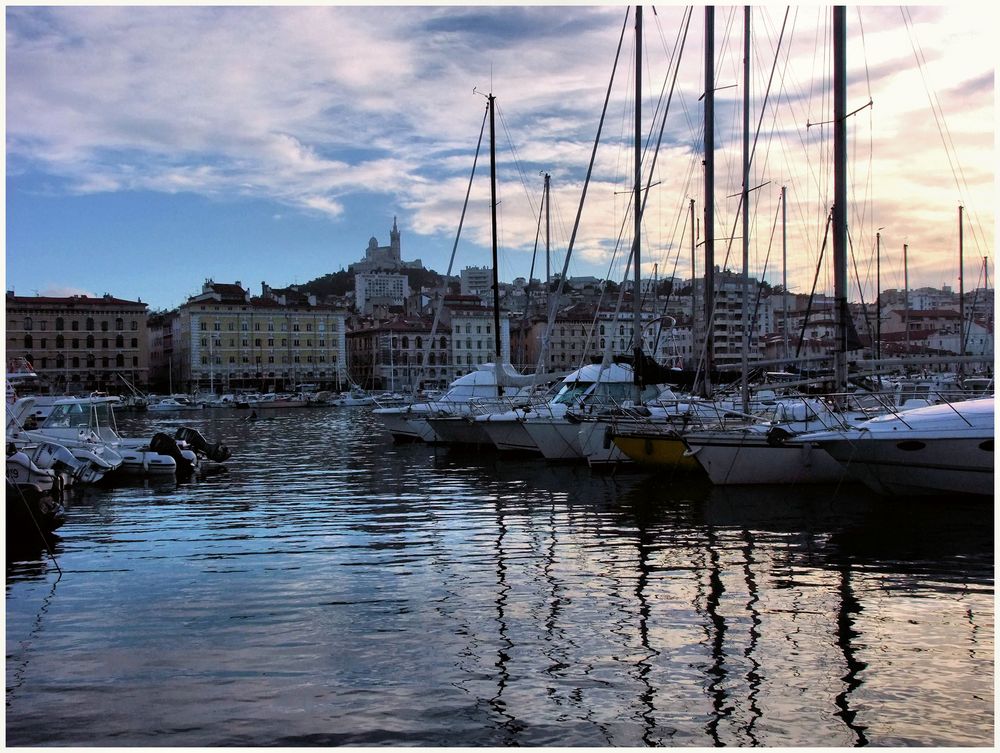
(43, 401), (118, 432)
(44, 403), (91, 429)
(582, 381), (635, 407)
(552, 381), (594, 405)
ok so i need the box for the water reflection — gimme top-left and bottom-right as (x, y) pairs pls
(6, 407), (993, 746)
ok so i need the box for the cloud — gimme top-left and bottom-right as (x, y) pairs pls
(5, 5), (994, 296)
(39, 285), (98, 298)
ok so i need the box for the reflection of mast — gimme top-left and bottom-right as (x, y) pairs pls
(704, 526), (728, 745)
(835, 563), (869, 745)
(490, 489), (521, 741)
(740, 529), (762, 746)
(634, 514), (661, 745)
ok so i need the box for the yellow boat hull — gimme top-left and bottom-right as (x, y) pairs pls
(612, 433), (701, 471)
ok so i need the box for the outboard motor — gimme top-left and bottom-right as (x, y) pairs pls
(174, 427), (231, 463)
(150, 432), (196, 473)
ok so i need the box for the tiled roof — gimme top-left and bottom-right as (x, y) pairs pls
(6, 294), (145, 307)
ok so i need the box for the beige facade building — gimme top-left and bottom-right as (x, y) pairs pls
(5, 292), (149, 393)
(172, 280), (348, 394)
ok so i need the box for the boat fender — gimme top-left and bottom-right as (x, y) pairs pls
(766, 427), (793, 447)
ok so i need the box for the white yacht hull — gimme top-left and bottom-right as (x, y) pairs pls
(478, 417), (539, 453)
(522, 418), (585, 461)
(683, 431), (848, 485)
(425, 415), (492, 446)
(374, 409), (438, 443)
(577, 420), (630, 468)
(804, 397), (995, 497)
(816, 435), (993, 496)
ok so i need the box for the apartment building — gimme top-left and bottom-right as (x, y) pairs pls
(173, 280), (347, 393)
(5, 292), (149, 393)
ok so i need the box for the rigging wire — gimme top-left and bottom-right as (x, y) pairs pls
(418, 102), (489, 383)
(900, 7), (990, 262)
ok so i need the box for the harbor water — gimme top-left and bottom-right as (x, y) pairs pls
(6, 406), (994, 746)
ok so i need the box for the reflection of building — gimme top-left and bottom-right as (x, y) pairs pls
(5, 292), (149, 393)
(349, 217), (423, 274)
(173, 279), (348, 393)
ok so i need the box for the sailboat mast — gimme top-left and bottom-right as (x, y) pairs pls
(740, 6), (751, 415)
(690, 197), (697, 362)
(959, 204), (965, 359)
(782, 185), (789, 362)
(488, 94), (502, 371)
(904, 242), (910, 359)
(876, 229), (881, 363)
(833, 5), (849, 392)
(632, 5), (643, 394)
(703, 6), (715, 397)
(544, 173), (551, 286)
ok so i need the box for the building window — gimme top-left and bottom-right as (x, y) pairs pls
(56, 317), (64, 331)
(87, 354), (95, 368)
(131, 338), (138, 348)
(132, 356), (139, 367)
(71, 356), (80, 368)
(86, 335), (95, 348)
(56, 335), (65, 348)
(72, 338), (79, 349)
(23, 317), (33, 330)
(131, 321), (138, 331)
(101, 320), (109, 332)
(102, 357), (109, 368)
(71, 320), (79, 331)
(116, 354), (125, 367)
(115, 318), (124, 331)
(24, 334), (33, 348)
(200, 322), (207, 331)
(116, 335), (124, 348)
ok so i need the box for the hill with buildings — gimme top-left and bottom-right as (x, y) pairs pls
(299, 267), (454, 300)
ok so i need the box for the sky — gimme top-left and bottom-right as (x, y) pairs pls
(5, 3), (996, 312)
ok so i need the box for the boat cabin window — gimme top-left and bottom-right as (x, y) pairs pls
(552, 381), (594, 405)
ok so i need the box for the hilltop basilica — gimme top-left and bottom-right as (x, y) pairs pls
(348, 217), (423, 274)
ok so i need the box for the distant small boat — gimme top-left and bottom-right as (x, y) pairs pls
(148, 397), (203, 412)
(331, 389), (375, 407)
(248, 394), (309, 409)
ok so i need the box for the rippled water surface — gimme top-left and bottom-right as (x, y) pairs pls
(6, 407), (994, 746)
